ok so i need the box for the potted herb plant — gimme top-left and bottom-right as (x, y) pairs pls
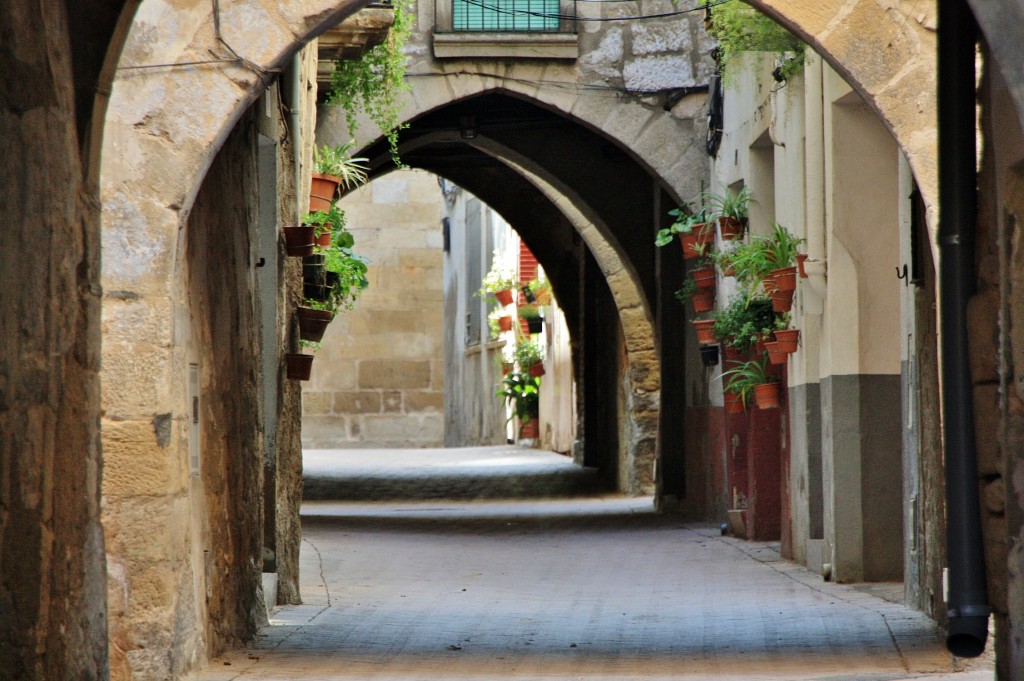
(519, 305), (544, 334)
(515, 339), (545, 377)
(675, 278), (715, 314)
(711, 293), (775, 355)
(303, 204), (347, 247)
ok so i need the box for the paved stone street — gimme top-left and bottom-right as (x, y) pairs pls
(196, 451), (994, 681)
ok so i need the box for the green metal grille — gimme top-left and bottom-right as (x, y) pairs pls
(452, 0), (562, 32)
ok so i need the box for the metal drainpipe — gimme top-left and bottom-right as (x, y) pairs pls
(938, 0), (989, 658)
(288, 53), (304, 224)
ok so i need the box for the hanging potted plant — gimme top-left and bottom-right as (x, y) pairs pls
(297, 304), (334, 343)
(498, 370), (541, 440)
(675, 278), (715, 314)
(310, 142), (369, 212)
(515, 339), (545, 377)
(774, 326), (800, 353)
(722, 356), (781, 410)
(479, 262), (519, 306)
(303, 203), (347, 247)
(528, 278), (553, 305)
(489, 309), (514, 335)
(286, 341), (318, 380)
(283, 224), (315, 257)
(712, 293), (775, 356)
(656, 205), (714, 260)
(693, 318), (718, 345)
(690, 242), (717, 290)
(764, 223), (804, 295)
(703, 187), (753, 241)
(520, 305), (544, 335)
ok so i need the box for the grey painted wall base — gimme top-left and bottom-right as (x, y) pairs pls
(820, 374), (904, 583)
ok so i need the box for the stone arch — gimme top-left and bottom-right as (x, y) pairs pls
(746, 0), (938, 222)
(100, 1), (376, 677)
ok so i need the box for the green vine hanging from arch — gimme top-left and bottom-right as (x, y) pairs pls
(706, 0), (805, 85)
(326, 0), (413, 165)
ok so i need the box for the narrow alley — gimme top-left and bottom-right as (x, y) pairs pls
(196, 448), (989, 681)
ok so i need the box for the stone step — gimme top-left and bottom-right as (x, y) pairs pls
(302, 446), (603, 501)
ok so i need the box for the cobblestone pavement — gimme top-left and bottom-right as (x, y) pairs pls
(195, 494), (994, 681)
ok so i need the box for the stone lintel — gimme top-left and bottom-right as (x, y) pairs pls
(432, 32), (578, 60)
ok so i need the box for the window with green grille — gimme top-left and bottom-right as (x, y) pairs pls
(452, 0), (561, 31)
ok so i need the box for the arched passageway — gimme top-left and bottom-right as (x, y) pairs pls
(321, 91), (689, 497)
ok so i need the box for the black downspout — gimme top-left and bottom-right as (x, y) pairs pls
(938, 0), (990, 658)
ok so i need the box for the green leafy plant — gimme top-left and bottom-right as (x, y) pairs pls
(673, 278), (699, 306)
(514, 338), (544, 371)
(527, 278), (552, 304)
(725, 237), (775, 288)
(706, 0), (805, 84)
(303, 204), (347, 242)
(326, 0), (413, 165)
(498, 371), (540, 423)
(299, 339), (322, 351)
(323, 245), (369, 313)
(655, 205), (711, 247)
(519, 305), (543, 321)
(313, 141), (369, 191)
(711, 293), (776, 353)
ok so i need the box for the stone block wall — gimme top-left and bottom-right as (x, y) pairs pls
(302, 170), (446, 448)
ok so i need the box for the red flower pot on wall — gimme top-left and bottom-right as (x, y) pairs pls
(771, 266), (797, 292)
(529, 363), (546, 377)
(309, 173), (340, 213)
(753, 382), (781, 409)
(774, 328), (800, 353)
(692, 266), (716, 290)
(283, 225), (315, 257)
(719, 217), (745, 241)
(724, 391), (746, 414)
(693, 319), (717, 345)
(494, 289), (514, 306)
(297, 307), (335, 343)
(285, 353), (313, 380)
(691, 289), (716, 313)
(497, 315), (514, 332)
(764, 341), (788, 365)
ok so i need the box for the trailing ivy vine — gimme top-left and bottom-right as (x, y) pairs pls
(326, 0), (413, 165)
(706, 0), (805, 84)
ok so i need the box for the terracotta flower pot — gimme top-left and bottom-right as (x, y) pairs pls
(283, 225), (315, 257)
(724, 391), (746, 414)
(297, 307), (335, 343)
(309, 172), (340, 213)
(494, 289), (514, 306)
(529, 363), (546, 377)
(691, 289), (716, 313)
(771, 266), (798, 292)
(285, 353), (313, 380)
(680, 225), (714, 260)
(753, 382), (781, 409)
(313, 228), (332, 247)
(497, 315), (514, 332)
(719, 216), (745, 241)
(501, 361), (514, 376)
(771, 290), (794, 313)
(764, 341), (788, 365)
(519, 418), (539, 439)
(693, 319), (717, 345)
(692, 266), (716, 290)
(774, 328), (800, 353)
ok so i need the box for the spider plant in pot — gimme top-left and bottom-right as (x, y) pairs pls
(310, 142), (369, 211)
(702, 187), (753, 240)
(720, 355), (780, 410)
(764, 223), (805, 292)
